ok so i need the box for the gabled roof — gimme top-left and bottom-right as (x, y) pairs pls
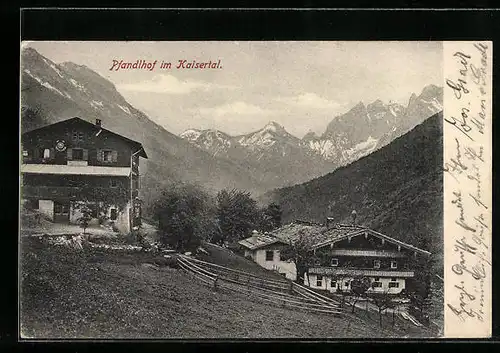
(270, 221), (366, 247)
(22, 117), (148, 158)
(311, 227), (431, 256)
(238, 233), (288, 250)
(267, 221), (431, 256)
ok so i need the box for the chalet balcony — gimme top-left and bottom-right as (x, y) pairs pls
(21, 185), (128, 201)
(20, 164), (132, 177)
(308, 267), (415, 278)
(328, 249), (407, 258)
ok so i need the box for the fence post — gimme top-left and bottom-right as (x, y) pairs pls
(213, 275), (218, 291)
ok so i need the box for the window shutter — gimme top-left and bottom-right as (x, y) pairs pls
(33, 148), (39, 159)
(67, 148), (73, 160)
(96, 149), (103, 162)
(82, 149), (89, 161)
(112, 150), (118, 162)
(50, 148), (55, 160)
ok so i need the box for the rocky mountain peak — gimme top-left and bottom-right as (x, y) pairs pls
(421, 84), (441, 96)
(302, 131), (319, 141)
(261, 121), (287, 134)
(180, 129), (202, 140)
(21, 47), (42, 59)
(408, 93), (418, 106)
(352, 101), (366, 111)
(368, 99), (385, 108)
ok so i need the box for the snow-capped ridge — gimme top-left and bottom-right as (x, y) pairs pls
(23, 69), (72, 99)
(180, 84), (442, 169)
(117, 104), (131, 115)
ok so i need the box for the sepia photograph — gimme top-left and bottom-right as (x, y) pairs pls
(18, 40), (490, 339)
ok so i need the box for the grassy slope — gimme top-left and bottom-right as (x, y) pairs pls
(20, 238), (434, 339)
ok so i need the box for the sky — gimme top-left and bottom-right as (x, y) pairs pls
(24, 41), (443, 137)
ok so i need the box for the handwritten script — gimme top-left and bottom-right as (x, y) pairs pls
(444, 42), (491, 337)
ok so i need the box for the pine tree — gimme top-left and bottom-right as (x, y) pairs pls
(216, 189), (260, 243)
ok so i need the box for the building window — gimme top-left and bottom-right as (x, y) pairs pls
(98, 149), (117, 163)
(344, 281), (350, 288)
(265, 250), (274, 261)
(89, 204), (98, 218)
(372, 281), (382, 288)
(373, 260), (381, 269)
(72, 131), (84, 142)
(331, 258), (339, 267)
(43, 148), (51, 159)
(25, 199), (39, 210)
(54, 201), (69, 214)
(103, 150), (113, 162)
(110, 208), (118, 221)
(110, 179), (118, 188)
(316, 275), (323, 287)
(388, 282), (400, 288)
(331, 280), (337, 288)
(72, 148), (84, 160)
(391, 277), (397, 281)
(22, 150), (29, 157)
(391, 261), (398, 269)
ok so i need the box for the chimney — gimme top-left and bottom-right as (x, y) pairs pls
(325, 217), (334, 229)
(351, 210), (357, 225)
(95, 118), (102, 127)
(251, 229), (259, 241)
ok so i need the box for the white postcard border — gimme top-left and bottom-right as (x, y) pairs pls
(443, 41), (492, 338)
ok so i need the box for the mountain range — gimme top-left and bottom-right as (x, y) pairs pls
(180, 85), (443, 178)
(180, 121), (334, 188)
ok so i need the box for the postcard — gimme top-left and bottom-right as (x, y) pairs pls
(19, 40), (491, 339)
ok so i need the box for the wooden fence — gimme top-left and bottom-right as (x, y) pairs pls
(177, 255), (341, 316)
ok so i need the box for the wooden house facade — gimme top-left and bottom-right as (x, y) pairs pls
(304, 226), (431, 295)
(239, 221), (431, 296)
(20, 117), (148, 234)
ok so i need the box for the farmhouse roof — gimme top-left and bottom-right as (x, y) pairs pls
(22, 117), (148, 158)
(238, 233), (288, 250)
(267, 221), (431, 256)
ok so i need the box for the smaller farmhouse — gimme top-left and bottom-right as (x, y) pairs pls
(239, 220), (431, 295)
(238, 230), (297, 280)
